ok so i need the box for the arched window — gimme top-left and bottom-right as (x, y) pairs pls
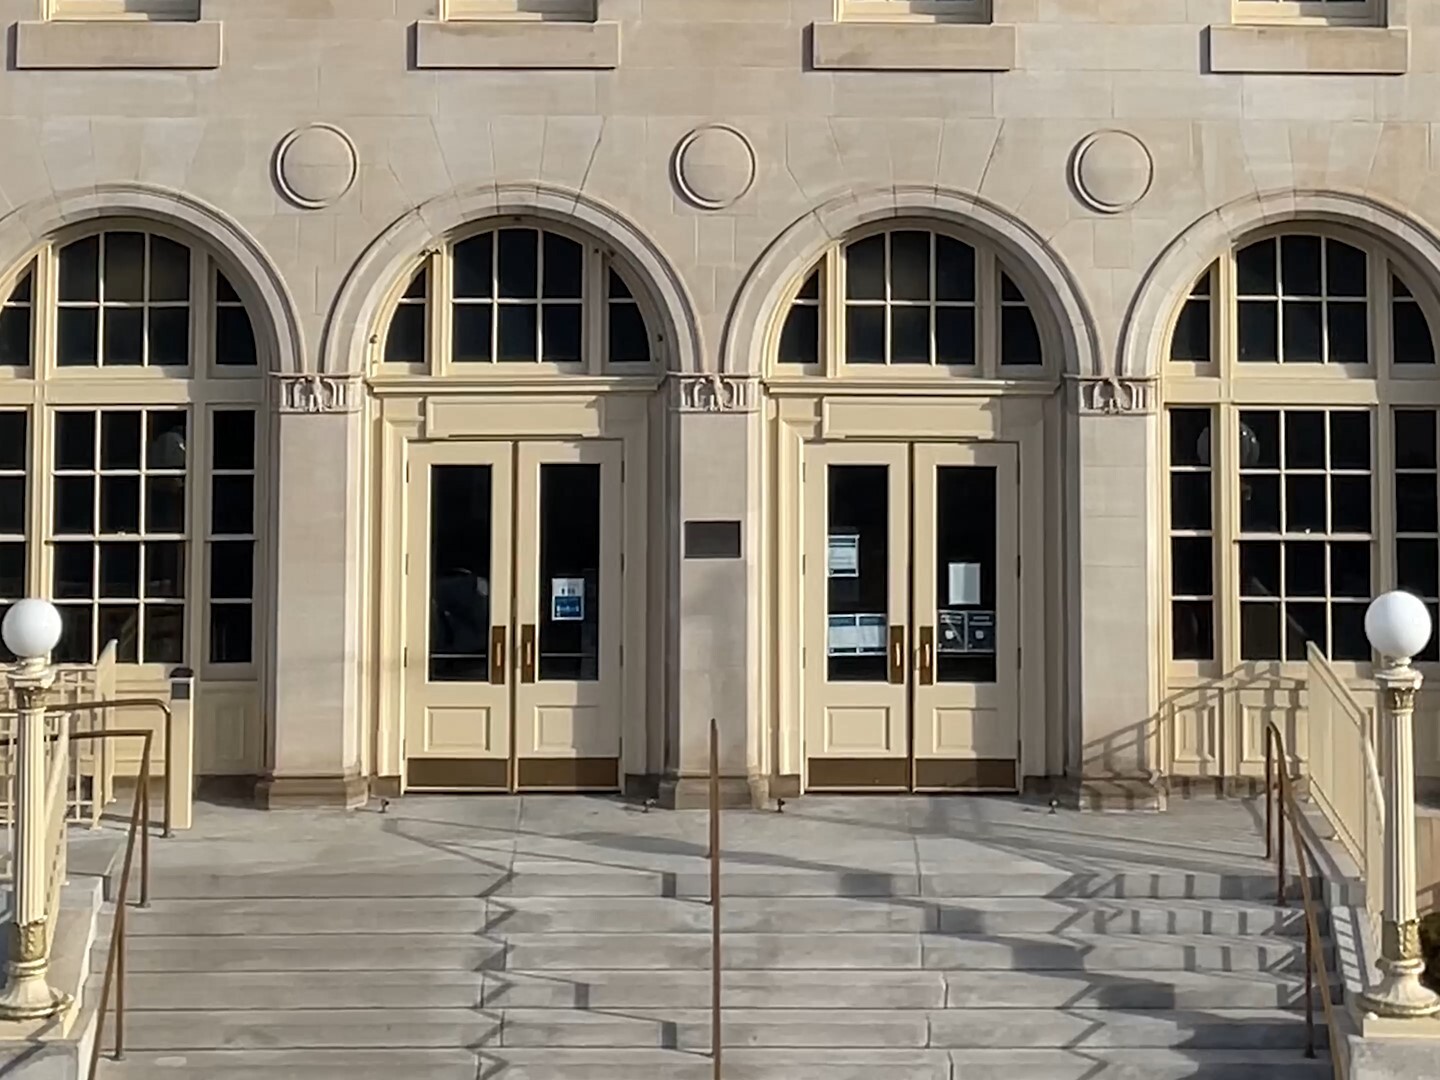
(770, 224), (1049, 376)
(1163, 227), (1440, 672)
(0, 225), (264, 673)
(373, 223), (658, 375)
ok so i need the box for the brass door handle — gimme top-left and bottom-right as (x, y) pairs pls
(888, 625), (906, 685)
(490, 626), (507, 685)
(918, 626), (935, 686)
(520, 624), (536, 684)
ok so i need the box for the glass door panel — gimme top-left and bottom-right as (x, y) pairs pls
(934, 465), (997, 685)
(537, 463), (601, 682)
(429, 465), (494, 683)
(827, 464), (892, 684)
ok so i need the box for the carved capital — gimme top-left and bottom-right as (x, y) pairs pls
(273, 373), (362, 415)
(1383, 918), (1423, 961)
(1387, 685), (1418, 715)
(669, 373), (760, 414)
(1073, 376), (1156, 416)
(10, 919), (46, 964)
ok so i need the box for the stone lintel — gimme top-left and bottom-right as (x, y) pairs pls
(414, 19), (620, 70)
(1207, 24), (1408, 76)
(810, 21), (1016, 72)
(14, 20), (222, 71)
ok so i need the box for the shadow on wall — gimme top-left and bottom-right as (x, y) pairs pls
(1420, 814), (1440, 918)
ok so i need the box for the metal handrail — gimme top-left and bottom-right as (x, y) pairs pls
(81, 728), (155, 1080)
(1264, 721), (1346, 1080)
(708, 716), (721, 1080)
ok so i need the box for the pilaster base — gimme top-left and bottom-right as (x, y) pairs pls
(1359, 953), (1440, 1019)
(257, 774), (369, 810)
(658, 774), (763, 810)
(1069, 776), (1167, 813)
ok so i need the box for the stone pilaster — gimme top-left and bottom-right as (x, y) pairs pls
(258, 374), (368, 809)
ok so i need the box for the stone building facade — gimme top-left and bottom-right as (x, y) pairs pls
(1, 0), (1439, 808)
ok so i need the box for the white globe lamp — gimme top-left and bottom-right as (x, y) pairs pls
(1364, 590), (1433, 663)
(1, 599), (63, 664)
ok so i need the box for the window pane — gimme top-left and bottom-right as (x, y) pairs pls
(1240, 474), (1280, 533)
(384, 304), (425, 364)
(1284, 475), (1327, 534)
(1330, 475), (1371, 533)
(542, 232), (583, 298)
(1001, 305), (1043, 366)
(1240, 541), (1281, 598)
(146, 477), (185, 533)
(541, 305), (582, 364)
(1395, 473), (1437, 534)
(1171, 536), (1212, 596)
(827, 464), (890, 683)
(1394, 300), (1436, 365)
(1333, 604), (1370, 661)
(935, 236), (975, 301)
(1284, 412), (1325, 470)
(1240, 412), (1279, 468)
(150, 237), (190, 302)
(0, 412), (23, 471)
(1170, 472), (1211, 531)
(147, 412), (187, 470)
(1241, 602), (1281, 660)
(210, 541), (254, 600)
(1170, 298), (1210, 362)
(99, 605), (139, 663)
(98, 542), (140, 598)
(935, 307), (975, 366)
(1238, 302), (1278, 362)
(53, 544), (92, 599)
(1237, 238), (1277, 295)
(57, 308), (98, 367)
(0, 543), (23, 599)
(1327, 303), (1368, 364)
(776, 305), (817, 365)
(0, 477), (21, 535)
(54, 605), (92, 664)
(100, 476), (141, 533)
(216, 272), (240, 303)
(1282, 302), (1321, 362)
(889, 231), (931, 302)
(54, 477), (94, 535)
(210, 604), (252, 665)
(145, 541), (185, 599)
(1327, 240), (1367, 297)
(1332, 542), (1372, 598)
(103, 308), (144, 366)
(1281, 235), (1321, 296)
(1395, 410), (1437, 469)
(103, 232), (145, 302)
(846, 307), (885, 364)
(891, 308), (929, 365)
(1285, 541), (1326, 597)
(497, 306), (538, 362)
(453, 235), (493, 299)
(213, 412), (256, 471)
(845, 236), (885, 301)
(453, 305), (492, 363)
(1170, 409), (1212, 468)
(59, 236), (99, 302)
(1285, 602), (1326, 661)
(101, 412), (142, 470)
(144, 604), (185, 664)
(149, 307), (190, 367)
(1397, 539), (1438, 598)
(1172, 601), (1214, 661)
(608, 303), (650, 364)
(211, 476), (254, 535)
(1330, 412), (1370, 470)
(538, 464), (601, 682)
(0, 306), (31, 366)
(497, 229), (539, 300)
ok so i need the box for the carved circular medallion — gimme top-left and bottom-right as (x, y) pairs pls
(1071, 130), (1153, 215)
(674, 124), (756, 210)
(275, 123), (358, 210)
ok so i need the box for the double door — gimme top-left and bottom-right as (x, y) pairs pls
(804, 442), (1020, 791)
(403, 440), (623, 791)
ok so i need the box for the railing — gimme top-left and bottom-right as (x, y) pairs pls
(83, 727), (154, 1080)
(1264, 721), (1345, 1080)
(1305, 643), (1386, 917)
(707, 716), (722, 1080)
(40, 713), (71, 960)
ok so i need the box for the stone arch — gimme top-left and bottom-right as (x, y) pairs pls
(722, 184), (1100, 378)
(0, 182), (304, 374)
(1121, 188), (1440, 380)
(322, 182), (702, 376)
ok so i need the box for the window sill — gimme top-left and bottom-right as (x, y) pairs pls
(810, 21), (1015, 72)
(1207, 24), (1407, 75)
(14, 19), (221, 70)
(413, 19), (619, 70)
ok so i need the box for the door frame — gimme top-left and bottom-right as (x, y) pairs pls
(768, 389), (1056, 795)
(369, 388), (651, 791)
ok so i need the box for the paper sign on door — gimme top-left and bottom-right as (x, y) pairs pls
(948, 562), (982, 606)
(551, 577), (585, 622)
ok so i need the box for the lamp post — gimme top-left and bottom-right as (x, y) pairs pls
(0, 599), (70, 1020)
(1360, 590), (1440, 1019)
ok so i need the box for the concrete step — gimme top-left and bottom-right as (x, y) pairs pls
(90, 933), (505, 973)
(120, 895), (1316, 937)
(135, 867), (1296, 901)
(112, 1005), (1325, 1053)
(500, 930), (1326, 971)
(93, 1047), (1334, 1080)
(117, 967), (1328, 1012)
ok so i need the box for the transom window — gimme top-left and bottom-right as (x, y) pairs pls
(441, 0), (595, 22)
(1233, 1), (1380, 28)
(376, 224), (657, 376)
(772, 225), (1049, 377)
(1164, 227), (1440, 670)
(843, 0), (990, 23)
(47, 0), (199, 20)
(0, 224), (263, 673)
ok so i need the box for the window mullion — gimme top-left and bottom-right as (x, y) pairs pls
(585, 247), (605, 376)
(976, 247), (998, 379)
(825, 248), (843, 377)
(1218, 404), (1241, 673)
(434, 249), (454, 377)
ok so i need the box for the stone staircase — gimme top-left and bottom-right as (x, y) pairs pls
(88, 859), (1335, 1080)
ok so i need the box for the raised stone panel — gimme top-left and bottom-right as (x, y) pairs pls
(1208, 25), (1409, 76)
(14, 18), (223, 69)
(414, 19), (621, 69)
(811, 21), (1016, 71)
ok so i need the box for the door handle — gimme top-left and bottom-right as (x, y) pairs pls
(520, 623), (536, 684)
(888, 625), (906, 685)
(918, 626), (935, 686)
(490, 626), (507, 685)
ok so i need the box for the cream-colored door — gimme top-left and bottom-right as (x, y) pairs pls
(404, 442), (515, 790)
(512, 440), (624, 790)
(803, 443), (912, 790)
(911, 443), (1021, 791)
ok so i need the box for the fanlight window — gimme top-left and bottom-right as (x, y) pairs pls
(0, 226), (263, 672)
(378, 225), (656, 374)
(773, 227), (1047, 376)
(1163, 229), (1440, 670)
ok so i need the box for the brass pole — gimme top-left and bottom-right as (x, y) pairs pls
(710, 716), (721, 1080)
